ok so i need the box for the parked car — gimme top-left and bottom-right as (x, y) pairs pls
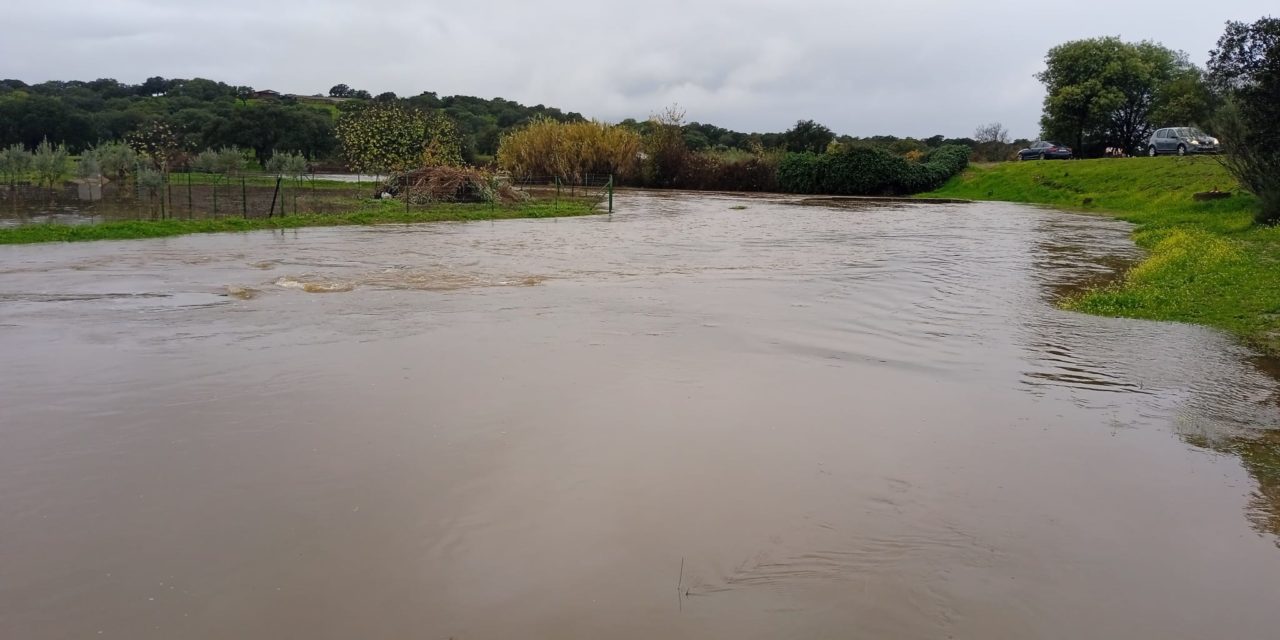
(1146, 127), (1219, 156)
(1017, 141), (1073, 161)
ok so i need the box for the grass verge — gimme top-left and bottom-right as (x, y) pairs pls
(0, 199), (600, 245)
(924, 156), (1280, 355)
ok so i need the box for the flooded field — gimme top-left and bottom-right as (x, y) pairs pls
(1, 191), (1278, 639)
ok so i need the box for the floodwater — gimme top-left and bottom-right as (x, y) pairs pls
(1, 192), (1278, 639)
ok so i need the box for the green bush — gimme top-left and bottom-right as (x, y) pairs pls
(777, 144), (969, 195)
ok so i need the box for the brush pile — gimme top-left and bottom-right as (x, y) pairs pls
(381, 166), (527, 204)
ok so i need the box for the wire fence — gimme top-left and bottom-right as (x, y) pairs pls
(1, 170), (615, 225)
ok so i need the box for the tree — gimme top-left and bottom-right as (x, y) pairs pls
(334, 102), (462, 174)
(1038, 38), (1195, 156)
(973, 122), (1009, 144)
(31, 138), (71, 197)
(1208, 17), (1280, 224)
(352, 90), (372, 100)
(126, 120), (181, 172)
(374, 91), (398, 102)
(783, 119), (835, 154)
(329, 84), (353, 98)
(0, 143), (31, 192)
(972, 122), (1013, 162)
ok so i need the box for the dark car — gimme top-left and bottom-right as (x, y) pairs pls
(1146, 127), (1219, 156)
(1017, 141), (1073, 161)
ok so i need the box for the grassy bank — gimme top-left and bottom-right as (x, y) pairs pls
(0, 199), (600, 244)
(924, 156), (1280, 355)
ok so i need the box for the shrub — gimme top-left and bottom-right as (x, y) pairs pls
(0, 143), (31, 190)
(497, 118), (642, 182)
(777, 144), (969, 196)
(680, 149), (781, 192)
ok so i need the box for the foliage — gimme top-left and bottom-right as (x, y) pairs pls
(1038, 38), (1208, 156)
(1208, 17), (1280, 225)
(266, 151), (309, 179)
(0, 143), (31, 189)
(680, 149), (781, 192)
(642, 106), (690, 187)
(924, 156), (1280, 354)
(95, 141), (136, 180)
(496, 118), (642, 181)
(972, 122), (1020, 162)
(777, 144), (969, 195)
(193, 147), (248, 177)
(31, 138), (71, 190)
(126, 120), (180, 171)
(76, 149), (101, 180)
(783, 120), (836, 153)
(335, 102), (462, 175)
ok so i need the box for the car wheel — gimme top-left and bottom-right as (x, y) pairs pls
(1148, 146), (1157, 157)
(1177, 145), (1187, 156)
(1038, 153), (1046, 161)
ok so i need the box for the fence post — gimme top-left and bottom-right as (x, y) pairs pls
(267, 176), (281, 218)
(555, 176), (560, 203)
(213, 180), (218, 216)
(241, 177), (247, 218)
(187, 172), (193, 219)
(608, 174), (613, 213)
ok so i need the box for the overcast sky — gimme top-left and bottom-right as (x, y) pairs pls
(1, 0), (1273, 138)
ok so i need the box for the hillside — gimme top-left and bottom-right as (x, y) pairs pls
(926, 157), (1280, 354)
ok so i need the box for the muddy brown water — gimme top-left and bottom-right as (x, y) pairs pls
(2, 192), (1278, 639)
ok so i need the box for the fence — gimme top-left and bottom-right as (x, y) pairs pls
(1, 170), (615, 225)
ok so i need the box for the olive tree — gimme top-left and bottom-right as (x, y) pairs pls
(0, 143), (31, 193)
(31, 138), (71, 198)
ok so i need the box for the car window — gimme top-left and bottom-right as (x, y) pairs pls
(1159, 129), (1170, 138)
(1176, 128), (1192, 137)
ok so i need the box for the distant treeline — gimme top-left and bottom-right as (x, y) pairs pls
(0, 76), (1017, 169)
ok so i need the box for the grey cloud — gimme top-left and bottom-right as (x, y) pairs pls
(2, 0), (1274, 138)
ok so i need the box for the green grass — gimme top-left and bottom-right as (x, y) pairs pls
(0, 199), (600, 245)
(924, 156), (1280, 355)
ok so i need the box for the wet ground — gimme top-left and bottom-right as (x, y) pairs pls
(1, 192), (1278, 639)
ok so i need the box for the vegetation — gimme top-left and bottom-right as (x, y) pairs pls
(1, 143), (31, 191)
(778, 144), (970, 195)
(1038, 38), (1215, 157)
(0, 77), (587, 165)
(1207, 17), (1280, 225)
(0, 199), (600, 244)
(334, 102), (462, 175)
(497, 118), (642, 182)
(925, 157), (1280, 354)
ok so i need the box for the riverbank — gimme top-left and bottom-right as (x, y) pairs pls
(0, 199), (600, 244)
(924, 156), (1280, 355)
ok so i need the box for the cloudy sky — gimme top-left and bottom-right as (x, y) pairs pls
(2, 0), (1273, 138)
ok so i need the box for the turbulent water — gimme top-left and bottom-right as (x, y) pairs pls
(1, 192), (1278, 639)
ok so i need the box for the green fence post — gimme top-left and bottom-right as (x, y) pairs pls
(608, 175), (613, 213)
